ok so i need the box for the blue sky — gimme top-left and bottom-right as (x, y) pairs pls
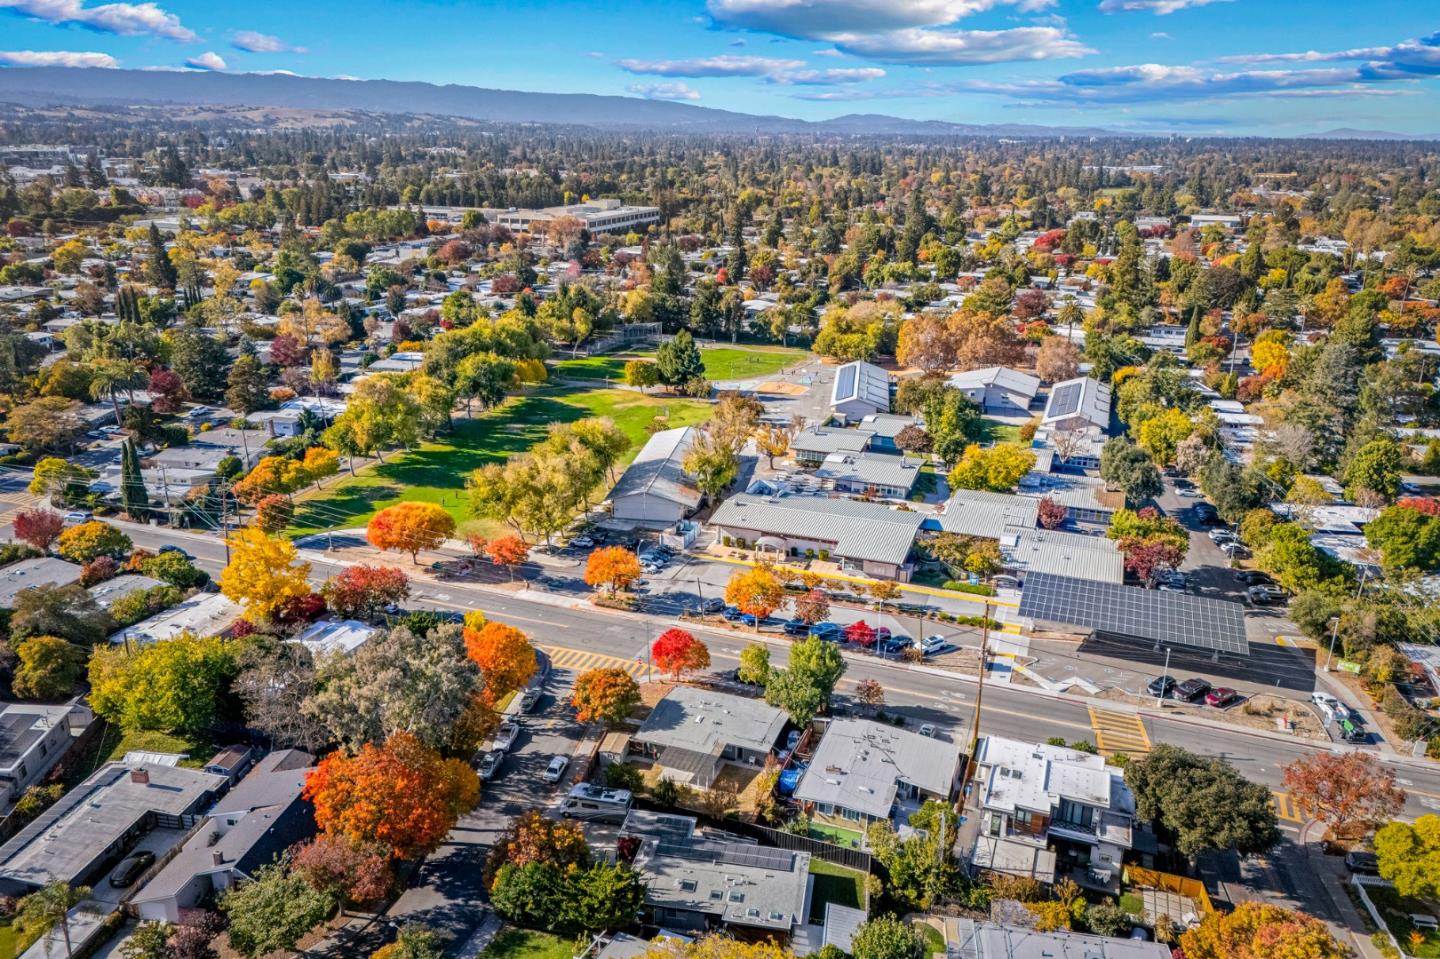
(0, 0), (1437, 134)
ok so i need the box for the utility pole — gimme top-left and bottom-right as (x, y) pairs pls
(1155, 645), (1172, 707)
(959, 602), (993, 801)
(1324, 615), (1341, 672)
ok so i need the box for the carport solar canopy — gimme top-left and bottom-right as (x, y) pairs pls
(1019, 572), (1249, 656)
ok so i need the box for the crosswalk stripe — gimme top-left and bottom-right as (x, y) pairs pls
(1272, 791), (1308, 823)
(1087, 707), (1151, 755)
(541, 645), (648, 680)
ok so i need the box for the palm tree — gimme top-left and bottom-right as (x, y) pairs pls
(18, 881), (90, 957)
(87, 358), (145, 427)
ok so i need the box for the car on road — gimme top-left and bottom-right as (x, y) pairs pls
(1234, 570), (1272, 585)
(186, 406), (211, 418)
(109, 851), (156, 888)
(1177, 488), (1202, 498)
(537, 576), (565, 589)
(1208, 528), (1237, 544)
(543, 755), (570, 784)
(721, 605), (744, 621)
(570, 535), (594, 549)
(1220, 541), (1250, 557)
(808, 622), (843, 642)
(916, 636), (948, 656)
(1246, 584), (1288, 606)
(1311, 691), (1351, 722)
(478, 750), (504, 781)
(63, 510), (91, 523)
(492, 721), (520, 753)
(1170, 677), (1212, 702)
(1205, 687), (1241, 708)
(157, 545), (191, 559)
(519, 688), (542, 713)
(1193, 504), (1222, 525)
(917, 723), (937, 738)
(783, 619), (811, 636)
(1146, 675), (1177, 698)
(698, 598), (726, 614)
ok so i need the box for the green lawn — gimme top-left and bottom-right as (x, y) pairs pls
(0, 923), (17, 959)
(809, 821), (865, 847)
(1118, 893), (1145, 915)
(552, 345), (807, 383)
(914, 922), (946, 956)
(104, 727), (212, 769)
(807, 860), (868, 923)
(290, 387), (713, 536)
(1366, 886), (1440, 957)
(978, 418), (1024, 444)
(480, 929), (575, 959)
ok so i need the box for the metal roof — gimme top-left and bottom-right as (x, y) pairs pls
(934, 490), (1039, 539)
(710, 494), (925, 566)
(815, 453), (921, 493)
(830, 360), (891, 409)
(634, 687), (788, 758)
(1019, 572), (1249, 655)
(1002, 529), (1124, 585)
(1043, 376), (1112, 428)
(634, 835), (810, 933)
(608, 426), (702, 508)
(947, 366), (1041, 399)
(791, 426), (874, 456)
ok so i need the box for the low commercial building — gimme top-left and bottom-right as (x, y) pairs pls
(630, 688), (787, 790)
(0, 703), (89, 805)
(947, 367), (1041, 415)
(1000, 528), (1124, 585)
(814, 452), (921, 500)
(1019, 472), (1120, 526)
(87, 574), (164, 611)
(856, 413), (919, 454)
(944, 918), (1170, 958)
(631, 834), (811, 940)
(791, 426), (874, 467)
(931, 490), (1039, 540)
(0, 558), (82, 608)
(109, 592), (242, 646)
(795, 719), (961, 828)
(490, 199), (660, 234)
(609, 427), (702, 523)
(710, 494), (925, 581)
(829, 361), (892, 423)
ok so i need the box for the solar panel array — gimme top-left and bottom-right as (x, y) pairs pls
(655, 839), (796, 872)
(1049, 381), (1082, 417)
(1019, 572), (1249, 655)
(835, 364), (857, 401)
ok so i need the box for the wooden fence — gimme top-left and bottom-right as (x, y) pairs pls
(1123, 865), (1215, 914)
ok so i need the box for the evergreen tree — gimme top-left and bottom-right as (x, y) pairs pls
(655, 329), (705, 386)
(147, 223), (177, 289)
(119, 439), (149, 519)
(225, 356), (270, 415)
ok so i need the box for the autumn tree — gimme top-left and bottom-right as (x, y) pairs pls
(754, 425), (791, 468)
(855, 678), (885, 708)
(55, 520), (131, 563)
(651, 629), (710, 682)
(367, 502), (456, 563)
(13, 636), (83, 699)
(572, 667), (640, 726)
(89, 634), (239, 734)
(292, 833), (394, 905)
(304, 732), (479, 860)
(623, 359), (660, 391)
(1035, 336), (1081, 383)
(1036, 497), (1068, 530)
(792, 589), (830, 626)
(12, 508), (64, 551)
(321, 565), (410, 621)
(1179, 902), (1347, 959)
(485, 535), (530, 581)
(1375, 816), (1440, 898)
(464, 621), (539, 706)
(220, 527), (312, 623)
(724, 564), (785, 629)
(1283, 752), (1406, 838)
(254, 494), (294, 534)
(584, 546), (642, 596)
(947, 443), (1036, 492)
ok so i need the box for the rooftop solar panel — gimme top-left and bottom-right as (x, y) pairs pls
(835, 365), (857, 401)
(1049, 382), (1082, 417)
(1018, 572), (1249, 656)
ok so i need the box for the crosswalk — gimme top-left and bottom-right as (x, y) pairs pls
(1272, 791), (1309, 823)
(540, 645), (649, 681)
(1087, 707), (1151, 756)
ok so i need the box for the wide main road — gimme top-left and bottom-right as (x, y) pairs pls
(99, 521), (1440, 823)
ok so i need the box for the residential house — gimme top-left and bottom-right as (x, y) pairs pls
(290, 618), (379, 657)
(86, 574), (164, 611)
(969, 736), (1136, 893)
(829, 361), (892, 423)
(131, 750), (316, 923)
(630, 687), (787, 790)
(814, 452), (921, 500)
(791, 426), (874, 468)
(1041, 377), (1112, 435)
(609, 427), (702, 523)
(947, 367), (1041, 416)
(794, 719), (961, 828)
(109, 592), (241, 646)
(709, 494), (925, 581)
(943, 918), (1170, 959)
(0, 703), (89, 806)
(856, 413), (919, 454)
(0, 558), (82, 608)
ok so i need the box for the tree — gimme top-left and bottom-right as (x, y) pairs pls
(1036, 497), (1067, 530)
(754, 425), (792, 468)
(1100, 438), (1163, 507)
(30, 456), (95, 500)
(234, 640), (329, 751)
(13, 636), (83, 699)
(656, 329), (705, 386)
(55, 520), (131, 563)
(1363, 502), (1440, 572)
(17, 881), (90, 959)
(147, 222), (177, 288)
(304, 732), (479, 860)
(118, 439), (149, 519)
(682, 431), (739, 500)
(894, 424), (931, 454)
(88, 634), (238, 734)
(11, 584), (110, 645)
(292, 834), (395, 905)
(765, 635), (846, 725)
(947, 443), (1036, 492)
(1121, 540), (1185, 585)
(464, 621), (538, 706)
(585, 547), (642, 596)
(254, 494), (294, 534)
(1035, 336), (1081, 383)
(793, 589), (830, 626)
(1179, 902), (1348, 959)
(623, 359), (660, 391)
(220, 860), (336, 959)
(225, 355), (271, 415)
(851, 916), (923, 959)
(855, 678), (885, 708)
(485, 535), (530, 581)
(865, 800), (958, 910)
(725, 565), (786, 629)
(1376, 816), (1440, 898)
(572, 667), (640, 726)
(1136, 408), (1195, 467)
(371, 925), (446, 959)
(651, 629), (710, 682)
(1124, 744), (1280, 858)
(1343, 438), (1403, 500)
(367, 502), (456, 563)
(121, 922), (174, 959)
(7, 397), (87, 453)
(12, 508), (64, 551)
(220, 527), (312, 623)
(1282, 752), (1405, 838)
(321, 565), (411, 620)
(737, 643), (770, 685)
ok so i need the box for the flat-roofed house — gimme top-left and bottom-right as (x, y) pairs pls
(631, 834), (810, 940)
(630, 688), (787, 789)
(794, 719), (961, 828)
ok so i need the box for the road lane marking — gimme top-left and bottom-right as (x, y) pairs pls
(539, 645), (648, 681)
(1271, 791), (1309, 823)
(1087, 707), (1151, 756)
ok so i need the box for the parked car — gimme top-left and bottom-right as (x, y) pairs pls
(186, 406), (211, 418)
(109, 851), (156, 888)
(699, 598), (726, 614)
(1311, 691), (1351, 722)
(543, 755), (570, 784)
(1193, 504), (1222, 525)
(492, 721), (521, 752)
(1146, 675), (1177, 698)
(1220, 541), (1250, 557)
(1246, 584), (1288, 606)
(1177, 488), (1202, 498)
(520, 687), (542, 713)
(1345, 851), (1380, 876)
(478, 750), (504, 781)
(1171, 678), (1212, 702)
(917, 723), (937, 738)
(1205, 687), (1241, 708)
(1336, 717), (1368, 743)
(721, 605), (744, 621)
(570, 535), (594, 549)
(916, 636), (947, 656)
(1208, 529), (1236, 544)
(63, 510), (91, 523)
(808, 622), (843, 642)
(783, 619), (811, 636)
(1234, 570), (1272, 585)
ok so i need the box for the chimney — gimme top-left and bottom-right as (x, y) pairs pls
(212, 851), (226, 867)
(131, 768), (149, 785)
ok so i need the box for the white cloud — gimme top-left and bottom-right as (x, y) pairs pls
(0, 0), (196, 41)
(231, 30), (306, 54)
(1150, 31), (1172, 39)
(617, 54), (805, 77)
(825, 25), (1093, 64)
(0, 48), (116, 67)
(766, 66), (886, 83)
(627, 81), (701, 100)
(1098, 0), (1230, 13)
(184, 50), (226, 71)
(705, 0), (1054, 38)
(813, 48), (844, 56)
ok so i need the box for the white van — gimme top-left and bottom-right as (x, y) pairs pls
(559, 784), (633, 823)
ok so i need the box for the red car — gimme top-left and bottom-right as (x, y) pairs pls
(1205, 687), (1241, 708)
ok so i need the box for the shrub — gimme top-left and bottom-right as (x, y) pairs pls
(805, 548), (816, 559)
(818, 549), (830, 561)
(722, 536), (733, 547)
(605, 764), (644, 791)
(653, 778), (679, 806)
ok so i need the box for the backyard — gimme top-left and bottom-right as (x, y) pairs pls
(479, 929), (575, 959)
(553, 345), (808, 383)
(1366, 885), (1440, 958)
(289, 386), (713, 537)
(807, 859), (869, 924)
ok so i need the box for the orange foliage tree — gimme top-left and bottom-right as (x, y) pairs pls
(463, 622), (538, 707)
(486, 535), (530, 581)
(584, 546), (642, 596)
(1282, 752), (1407, 838)
(651, 629), (710, 682)
(571, 667), (640, 726)
(1179, 902), (1347, 959)
(366, 501), (456, 563)
(724, 564), (786, 629)
(303, 732), (479, 860)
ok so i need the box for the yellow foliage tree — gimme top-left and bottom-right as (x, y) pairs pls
(219, 527), (312, 622)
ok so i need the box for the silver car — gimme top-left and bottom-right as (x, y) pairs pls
(543, 754), (569, 784)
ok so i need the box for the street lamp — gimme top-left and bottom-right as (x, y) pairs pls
(1324, 615), (1341, 672)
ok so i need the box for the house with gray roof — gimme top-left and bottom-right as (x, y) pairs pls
(0, 558), (82, 608)
(1042, 377), (1112, 433)
(0, 703), (89, 806)
(791, 425), (874, 467)
(945, 918), (1169, 959)
(1019, 472), (1121, 526)
(795, 719), (961, 827)
(931, 490), (1039, 540)
(947, 367), (1042, 416)
(630, 688), (787, 789)
(814, 452), (921, 500)
(856, 413), (919, 454)
(87, 574), (164, 610)
(609, 426), (702, 524)
(709, 494), (925, 581)
(829, 360), (891, 423)
(1000, 527), (1124, 585)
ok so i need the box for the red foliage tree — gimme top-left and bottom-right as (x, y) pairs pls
(254, 494), (294, 534)
(1121, 539), (1185, 585)
(321, 564), (410, 620)
(1282, 752), (1407, 838)
(1036, 497), (1068, 530)
(463, 622), (538, 706)
(275, 591), (327, 626)
(651, 628), (710, 682)
(291, 833), (395, 904)
(79, 555), (118, 586)
(845, 620), (877, 647)
(12, 508), (64, 551)
(269, 333), (308, 368)
(146, 367), (189, 414)
(485, 535), (530, 582)
(1398, 496), (1440, 517)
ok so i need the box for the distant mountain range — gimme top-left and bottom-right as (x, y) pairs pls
(1298, 128), (1440, 141)
(0, 66), (1120, 137)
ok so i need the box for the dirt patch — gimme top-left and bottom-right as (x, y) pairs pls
(753, 381), (809, 395)
(1093, 689), (1329, 741)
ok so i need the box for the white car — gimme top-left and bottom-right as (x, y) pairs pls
(478, 751), (504, 781)
(63, 510), (91, 523)
(570, 535), (594, 549)
(543, 754), (569, 784)
(1178, 488), (1202, 498)
(1311, 691), (1350, 722)
(492, 721), (520, 753)
(916, 636), (947, 656)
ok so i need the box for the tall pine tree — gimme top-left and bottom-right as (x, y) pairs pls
(147, 223), (177, 290)
(119, 439), (149, 519)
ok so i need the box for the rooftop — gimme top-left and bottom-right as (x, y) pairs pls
(814, 452), (921, 494)
(795, 718), (960, 819)
(791, 426), (875, 457)
(0, 558), (83, 608)
(291, 618), (378, 657)
(608, 427), (701, 508)
(831, 360), (891, 410)
(0, 704), (77, 773)
(633, 836), (810, 933)
(109, 592), (241, 646)
(974, 736), (1132, 825)
(948, 918), (1170, 959)
(933, 489), (1039, 539)
(634, 687), (788, 760)
(947, 367), (1041, 399)
(710, 494), (925, 566)
(1043, 376), (1112, 428)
